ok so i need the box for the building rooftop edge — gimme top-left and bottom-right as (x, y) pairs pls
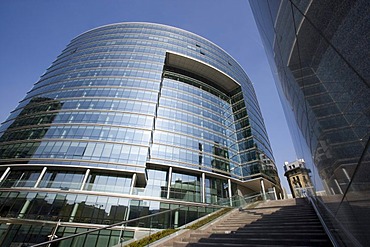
(70, 22), (251, 83)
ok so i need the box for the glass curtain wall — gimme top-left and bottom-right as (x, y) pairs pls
(0, 22), (281, 246)
(249, 0), (370, 245)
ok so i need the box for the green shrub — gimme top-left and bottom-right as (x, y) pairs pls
(186, 207), (232, 230)
(125, 207), (232, 246)
(125, 228), (178, 247)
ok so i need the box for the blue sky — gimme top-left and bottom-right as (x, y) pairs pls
(0, 0), (296, 192)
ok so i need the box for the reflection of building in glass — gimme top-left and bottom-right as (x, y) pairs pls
(0, 22), (281, 245)
(0, 97), (63, 159)
(284, 159), (312, 198)
(250, 1), (370, 245)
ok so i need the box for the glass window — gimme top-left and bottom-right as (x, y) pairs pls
(38, 170), (84, 190)
(84, 172), (132, 194)
(0, 170), (41, 188)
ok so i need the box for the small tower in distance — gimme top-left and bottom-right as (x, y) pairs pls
(284, 159), (313, 198)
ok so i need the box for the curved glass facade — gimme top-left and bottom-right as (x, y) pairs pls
(250, 1), (370, 245)
(0, 22), (280, 246)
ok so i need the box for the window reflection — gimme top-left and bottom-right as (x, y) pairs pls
(39, 170), (84, 190)
(84, 172), (132, 194)
(169, 172), (201, 202)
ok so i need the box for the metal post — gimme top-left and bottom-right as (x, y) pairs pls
(69, 203), (79, 222)
(273, 186), (277, 200)
(202, 173), (206, 203)
(260, 179), (266, 200)
(34, 167), (47, 188)
(18, 200), (31, 218)
(334, 179), (344, 194)
(167, 167), (172, 199)
(129, 174), (137, 195)
(174, 210), (179, 228)
(342, 167), (351, 182)
(124, 204), (130, 221)
(330, 187), (335, 195)
(0, 167), (11, 183)
(80, 169), (90, 190)
(228, 179), (233, 206)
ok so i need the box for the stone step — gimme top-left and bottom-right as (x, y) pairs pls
(224, 219), (261, 222)
(255, 212), (317, 216)
(173, 239), (330, 247)
(237, 221), (322, 226)
(254, 218), (320, 222)
(249, 211), (316, 216)
(227, 216), (263, 219)
(225, 225), (325, 230)
(159, 199), (333, 247)
(240, 213), (317, 218)
(221, 218), (257, 222)
(178, 242), (309, 247)
(213, 227), (325, 233)
(189, 232), (328, 240)
(230, 228), (325, 233)
(211, 224), (323, 230)
(226, 217), (320, 223)
(195, 237), (331, 246)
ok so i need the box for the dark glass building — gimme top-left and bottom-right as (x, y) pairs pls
(0, 22), (281, 246)
(249, 0), (370, 245)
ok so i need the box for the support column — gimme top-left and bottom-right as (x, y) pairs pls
(19, 167), (45, 218)
(260, 179), (266, 200)
(174, 210), (179, 228)
(330, 187), (335, 195)
(34, 167), (47, 188)
(129, 173), (137, 195)
(68, 169), (90, 222)
(334, 179), (344, 194)
(228, 179), (233, 206)
(80, 169), (90, 190)
(69, 203), (79, 222)
(18, 200), (31, 218)
(69, 169), (90, 222)
(342, 167), (351, 182)
(202, 173), (206, 203)
(125, 202), (130, 221)
(166, 167), (172, 199)
(0, 167), (11, 183)
(273, 186), (278, 200)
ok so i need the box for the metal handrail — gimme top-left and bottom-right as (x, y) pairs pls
(213, 192), (263, 207)
(305, 191), (363, 247)
(305, 192), (340, 247)
(30, 205), (192, 247)
(31, 191), (264, 246)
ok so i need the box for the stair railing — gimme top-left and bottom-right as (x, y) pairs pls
(305, 190), (350, 247)
(30, 205), (192, 247)
(31, 201), (229, 247)
(30, 192), (265, 247)
(213, 192), (263, 207)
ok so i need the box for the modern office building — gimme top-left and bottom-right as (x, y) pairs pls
(250, 0), (370, 245)
(0, 22), (281, 246)
(283, 159), (313, 198)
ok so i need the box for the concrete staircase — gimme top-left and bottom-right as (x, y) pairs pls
(162, 198), (333, 246)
